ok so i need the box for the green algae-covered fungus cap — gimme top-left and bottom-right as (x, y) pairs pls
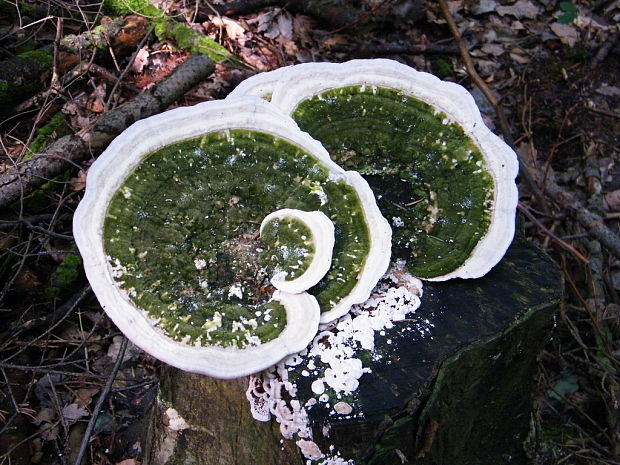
(231, 60), (519, 281)
(73, 97), (391, 378)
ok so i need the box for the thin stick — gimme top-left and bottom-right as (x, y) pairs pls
(518, 202), (588, 264)
(73, 337), (128, 465)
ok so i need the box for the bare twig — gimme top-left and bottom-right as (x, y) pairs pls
(73, 337), (128, 465)
(518, 202), (588, 264)
(105, 25), (154, 110)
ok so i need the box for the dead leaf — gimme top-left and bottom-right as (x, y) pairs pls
(132, 47), (150, 73)
(497, 0), (541, 19)
(33, 407), (56, 425)
(209, 16), (245, 40)
(472, 0), (496, 15)
(550, 23), (579, 46)
(510, 52), (530, 64)
(69, 170), (87, 191)
(481, 43), (505, 56)
(61, 403), (88, 424)
(596, 85), (620, 97)
(75, 388), (100, 407)
(447, 0), (463, 15)
(107, 335), (142, 362)
(604, 190), (620, 211)
(116, 460), (141, 465)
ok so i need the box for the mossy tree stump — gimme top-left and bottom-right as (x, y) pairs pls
(146, 238), (561, 465)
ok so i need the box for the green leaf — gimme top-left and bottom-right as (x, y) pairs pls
(558, 2), (578, 24)
(548, 373), (579, 400)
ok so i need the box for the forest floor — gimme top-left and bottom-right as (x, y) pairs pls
(0, 0), (619, 464)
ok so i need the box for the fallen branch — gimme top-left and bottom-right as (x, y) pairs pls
(0, 54), (215, 210)
(534, 171), (620, 260)
(329, 43), (458, 57)
(200, 0), (361, 29)
(0, 15), (149, 115)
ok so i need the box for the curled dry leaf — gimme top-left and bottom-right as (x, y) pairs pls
(496, 0), (541, 19)
(75, 388), (100, 407)
(604, 189), (620, 212)
(61, 403), (88, 424)
(70, 170), (87, 191)
(209, 16), (246, 40)
(550, 22), (579, 46)
(132, 47), (150, 73)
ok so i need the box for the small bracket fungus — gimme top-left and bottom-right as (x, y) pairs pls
(260, 209), (335, 294)
(74, 97), (391, 378)
(230, 59), (519, 281)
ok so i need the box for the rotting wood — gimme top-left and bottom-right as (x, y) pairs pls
(147, 239), (563, 464)
(0, 54), (215, 211)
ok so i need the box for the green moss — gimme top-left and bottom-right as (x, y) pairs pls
(104, 0), (233, 63)
(0, 81), (9, 101)
(27, 112), (68, 158)
(15, 38), (38, 54)
(103, 129), (371, 347)
(293, 85), (494, 279)
(45, 250), (82, 299)
(104, 0), (162, 16)
(18, 49), (53, 68)
(167, 23), (232, 62)
(0, 49), (52, 108)
(432, 58), (453, 79)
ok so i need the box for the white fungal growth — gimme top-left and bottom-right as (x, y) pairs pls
(165, 408), (189, 432)
(296, 439), (324, 460)
(245, 266), (424, 463)
(227, 284), (244, 300)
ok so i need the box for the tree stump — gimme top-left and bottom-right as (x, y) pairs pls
(146, 238), (562, 465)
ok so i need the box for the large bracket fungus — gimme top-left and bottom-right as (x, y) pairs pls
(74, 97), (391, 378)
(229, 59), (519, 281)
(75, 59), (518, 380)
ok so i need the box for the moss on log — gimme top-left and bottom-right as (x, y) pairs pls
(148, 238), (562, 464)
(0, 50), (52, 109)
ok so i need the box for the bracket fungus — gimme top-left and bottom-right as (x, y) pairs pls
(74, 97), (391, 378)
(230, 59), (519, 281)
(260, 209), (335, 294)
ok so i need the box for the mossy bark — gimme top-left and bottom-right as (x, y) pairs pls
(148, 238), (562, 464)
(0, 50), (52, 109)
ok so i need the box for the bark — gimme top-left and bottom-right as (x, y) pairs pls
(0, 54), (215, 211)
(148, 238), (563, 464)
(147, 375), (302, 464)
(59, 15), (148, 58)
